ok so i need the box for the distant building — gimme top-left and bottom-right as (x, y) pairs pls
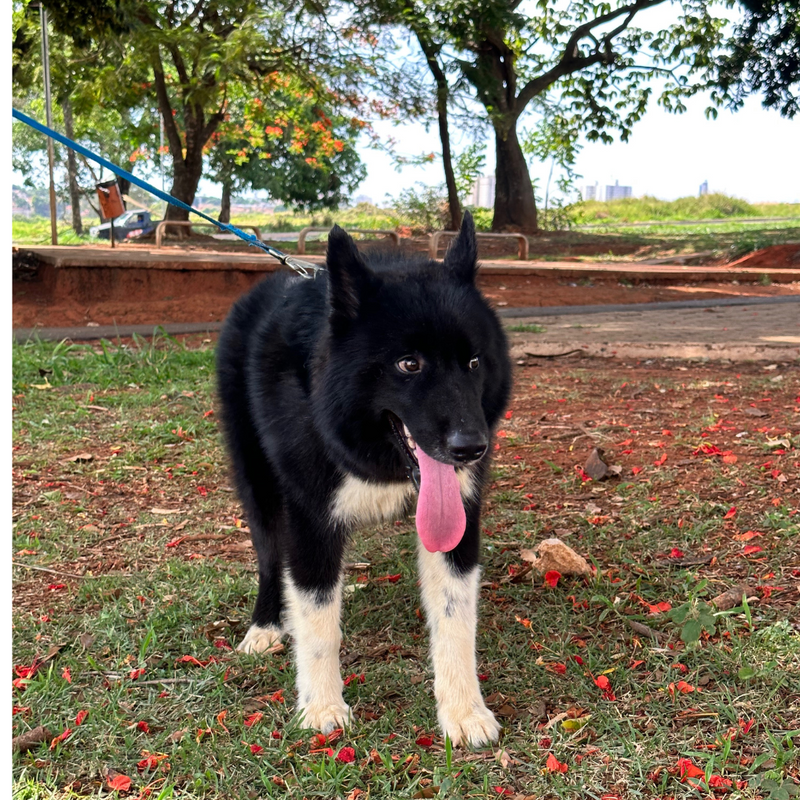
(699, 180), (709, 196)
(467, 175), (496, 208)
(583, 183), (599, 201)
(604, 180), (632, 201)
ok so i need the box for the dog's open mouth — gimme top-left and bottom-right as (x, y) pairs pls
(387, 412), (467, 554)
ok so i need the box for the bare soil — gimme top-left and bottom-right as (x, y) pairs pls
(12, 272), (799, 330)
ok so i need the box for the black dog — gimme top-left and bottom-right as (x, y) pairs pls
(216, 213), (511, 746)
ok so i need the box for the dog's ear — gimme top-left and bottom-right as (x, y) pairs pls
(326, 225), (374, 320)
(443, 211), (477, 283)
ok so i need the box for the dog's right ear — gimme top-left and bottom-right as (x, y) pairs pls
(443, 210), (478, 284)
(326, 225), (373, 320)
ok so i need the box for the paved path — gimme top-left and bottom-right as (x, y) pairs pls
(14, 296), (800, 362)
(507, 298), (800, 362)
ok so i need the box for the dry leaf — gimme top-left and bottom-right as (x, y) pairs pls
(584, 448), (610, 480)
(12, 725), (52, 753)
(67, 453), (94, 463)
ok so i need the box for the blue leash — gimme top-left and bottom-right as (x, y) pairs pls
(12, 108), (322, 278)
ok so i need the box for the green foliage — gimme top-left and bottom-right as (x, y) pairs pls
(453, 143), (486, 205)
(669, 598), (717, 644)
(389, 183), (449, 233)
(575, 194), (800, 224)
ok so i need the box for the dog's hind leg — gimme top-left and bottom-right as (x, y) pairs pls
(418, 524), (500, 748)
(282, 502), (350, 734)
(236, 477), (286, 654)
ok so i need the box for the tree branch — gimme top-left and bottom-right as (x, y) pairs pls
(152, 50), (184, 160)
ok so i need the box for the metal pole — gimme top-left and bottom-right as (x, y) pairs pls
(40, 5), (58, 246)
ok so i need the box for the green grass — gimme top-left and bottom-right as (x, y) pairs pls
(12, 337), (800, 799)
(507, 323), (546, 334)
(576, 193), (800, 225)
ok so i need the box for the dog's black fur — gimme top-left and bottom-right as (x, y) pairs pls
(216, 213), (511, 744)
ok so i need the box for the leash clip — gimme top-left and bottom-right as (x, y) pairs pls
(282, 256), (325, 279)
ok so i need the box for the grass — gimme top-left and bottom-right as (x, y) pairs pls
(12, 336), (800, 799)
(575, 194), (800, 225)
(507, 324), (546, 334)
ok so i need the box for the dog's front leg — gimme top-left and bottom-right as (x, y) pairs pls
(284, 571), (351, 734)
(418, 546), (500, 748)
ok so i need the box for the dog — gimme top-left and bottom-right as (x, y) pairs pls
(216, 212), (511, 747)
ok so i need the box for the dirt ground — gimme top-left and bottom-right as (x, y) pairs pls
(12, 270), (800, 330)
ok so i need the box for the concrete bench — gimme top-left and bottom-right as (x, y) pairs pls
(297, 227), (400, 255)
(155, 220), (262, 248)
(428, 230), (529, 260)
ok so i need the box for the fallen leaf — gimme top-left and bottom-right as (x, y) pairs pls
(66, 453), (94, 463)
(12, 725), (52, 753)
(106, 771), (132, 792)
(545, 752), (568, 773)
(584, 448), (610, 481)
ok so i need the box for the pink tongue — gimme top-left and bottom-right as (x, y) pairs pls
(415, 445), (466, 553)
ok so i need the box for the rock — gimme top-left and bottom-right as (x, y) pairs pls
(520, 538), (592, 576)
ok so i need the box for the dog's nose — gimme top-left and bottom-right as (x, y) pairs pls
(447, 432), (488, 463)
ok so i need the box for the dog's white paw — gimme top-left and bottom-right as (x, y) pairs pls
(236, 624), (283, 654)
(438, 701), (500, 748)
(299, 699), (352, 734)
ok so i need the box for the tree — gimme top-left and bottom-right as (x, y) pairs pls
(371, 1), (738, 233)
(208, 75), (367, 222)
(41, 0), (379, 221)
(13, 1), (160, 229)
(710, 0), (800, 118)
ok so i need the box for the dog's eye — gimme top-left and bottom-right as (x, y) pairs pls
(397, 357), (422, 374)
(469, 356), (480, 371)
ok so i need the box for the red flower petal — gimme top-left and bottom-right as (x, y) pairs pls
(335, 746), (356, 763)
(544, 570), (561, 588)
(546, 752), (568, 773)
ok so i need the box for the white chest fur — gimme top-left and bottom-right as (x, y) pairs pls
(329, 466), (479, 527)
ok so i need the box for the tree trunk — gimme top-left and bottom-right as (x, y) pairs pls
(61, 99), (83, 235)
(492, 124), (538, 233)
(164, 161), (202, 221)
(414, 31), (461, 231)
(437, 93), (461, 231)
(219, 180), (232, 224)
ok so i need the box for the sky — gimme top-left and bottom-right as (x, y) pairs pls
(354, 92), (800, 206)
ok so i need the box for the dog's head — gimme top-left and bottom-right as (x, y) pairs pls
(314, 213), (511, 550)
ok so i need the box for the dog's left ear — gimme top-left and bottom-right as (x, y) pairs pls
(326, 225), (375, 320)
(443, 211), (477, 284)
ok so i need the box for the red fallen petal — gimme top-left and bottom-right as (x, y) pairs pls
(343, 672), (365, 687)
(653, 453), (667, 466)
(335, 746), (356, 763)
(270, 689), (285, 703)
(743, 544), (763, 556)
(676, 680), (695, 693)
(546, 752), (568, 773)
(129, 668), (145, 680)
(708, 774), (733, 788)
(415, 735), (434, 747)
(677, 757), (705, 779)
(723, 506), (737, 519)
(50, 727), (72, 750)
(244, 712), (263, 727)
(310, 733), (327, 748)
(734, 530), (761, 541)
(631, 466), (643, 475)
(669, 547), (685, 558)
(271, 730), (282, 739)
(106, 773), (131, 792)
(493, 788), (514, 796)
(648, 601), (672, 615)
(243, 741), (263, 755)
(505, 409), (513, 420)
(48, 583), (66, 591)
(550, 663), (567, 674)
(13, 706), (31, 716)
(544, 570), (561, 588)
(165, 537), (185, 548)
(594, 675), (611, 691)
(137, 720), (150, 733)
